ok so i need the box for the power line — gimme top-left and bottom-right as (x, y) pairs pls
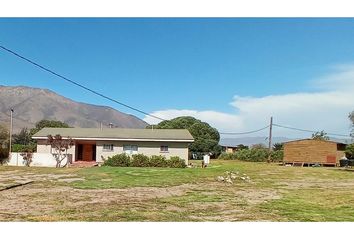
(220, 125), (270, 135)
(273, 123), (351, 138)
(0, 45), (166, 121)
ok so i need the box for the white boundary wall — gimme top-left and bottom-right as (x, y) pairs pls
(8, 152), (72, 167)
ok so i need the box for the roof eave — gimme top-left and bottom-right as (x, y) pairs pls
(32, 136), (194, 142)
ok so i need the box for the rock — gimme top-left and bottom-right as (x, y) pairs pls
(225, 178), (233, 184)
(217, 176), (225, 182)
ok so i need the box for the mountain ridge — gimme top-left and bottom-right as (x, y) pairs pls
(0, 85), (148, 132)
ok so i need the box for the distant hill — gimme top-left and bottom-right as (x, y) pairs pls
(220, 136), (354, 147)
(220, 137), (292, 147)
(0, 85), (147, 132)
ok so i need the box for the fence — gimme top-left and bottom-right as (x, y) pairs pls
(8, 152), (72, 167)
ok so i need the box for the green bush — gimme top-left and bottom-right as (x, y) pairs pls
(149, 155), (168, 167)
(345, 144), (354, 159)
(270, 150), (284, 162)
(12, 144), (36, 153)
(131, 154), (150, 167)
(103, 153), (186, 168)
(218, 152), (237, 160)
(218, 148), (272, 162)
(168, 156), (187, 168)
(0, 147), (9, 165)
(103, 153), (131, 167)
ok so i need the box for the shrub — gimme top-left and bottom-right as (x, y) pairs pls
(131, 154), (150, 167)
(345, 144), (354, 159)
(218, 152), (237, 160)
(149, 155), (168, 167)
(270, 150), (284, 162)
(0, 147), (9, 165)
(12, 144), (36, 153)
(103, 153), (186, 168)
(168, 156), (187, 168)
(103, 153), (130, 167)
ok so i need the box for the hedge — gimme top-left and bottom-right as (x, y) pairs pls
(103, 153), (186, 168)
(11, 144), (36, 153)
(218, 149), (284, 162)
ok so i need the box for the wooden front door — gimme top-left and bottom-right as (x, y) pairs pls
(82, 144), (93, 161)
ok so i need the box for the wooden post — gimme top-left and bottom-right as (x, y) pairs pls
(267, 116), (273, 163)
(9, 109), (13, 155)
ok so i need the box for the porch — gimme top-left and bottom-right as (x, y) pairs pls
(75, 141), (97, 162)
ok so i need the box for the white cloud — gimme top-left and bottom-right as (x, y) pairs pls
(144, 64), (354, 138)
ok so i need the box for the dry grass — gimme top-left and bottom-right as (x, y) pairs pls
(1, 160), (354, 221)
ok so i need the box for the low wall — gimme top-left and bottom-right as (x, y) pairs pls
(8, 153), (72, 167)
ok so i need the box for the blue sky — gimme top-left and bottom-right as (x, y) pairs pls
(1, 18), (354, 137)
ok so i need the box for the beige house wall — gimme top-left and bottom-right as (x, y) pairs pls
(96, 140), (189, 163)
(36, 139), (76, 158)
(36, 139), (189, 164)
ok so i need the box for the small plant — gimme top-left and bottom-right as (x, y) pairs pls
(103, 153), (131, 167)
(47, 134), (74, 168)
(131, 154), (150, 167)
(20, 147), (33, 167)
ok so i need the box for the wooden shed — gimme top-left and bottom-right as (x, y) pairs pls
(283, 139), (346, 166)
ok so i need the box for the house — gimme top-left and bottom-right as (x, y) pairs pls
(221, 145), (238, 153)
(283, 139), (347, 166)
(9, 128), (194, 167)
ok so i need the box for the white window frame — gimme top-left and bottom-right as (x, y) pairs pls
(160, 145), (169, 152)
(123, 145), (138, 155)
(103, 144), (114, 152)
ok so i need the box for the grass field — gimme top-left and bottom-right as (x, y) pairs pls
(1, 160), (354, 221)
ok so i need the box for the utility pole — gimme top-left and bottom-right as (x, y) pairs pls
(9, 108), (14, 155)
(267, 116), (273, 163)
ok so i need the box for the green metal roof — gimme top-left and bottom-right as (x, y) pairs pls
(32, 128), (194, 142)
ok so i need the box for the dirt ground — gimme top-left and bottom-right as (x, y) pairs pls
(0, 169), (281, 221)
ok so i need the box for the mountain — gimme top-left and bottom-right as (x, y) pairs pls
(0, 85), (148, 132)
(220, 137), (293, 147)
(220, 136), (354, 147)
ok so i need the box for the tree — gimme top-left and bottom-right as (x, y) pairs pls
(349, 111), (354, 137)
(0, 124), (9, 148)
(46, 134), (74, 168)
(345, 144), (354, 159)
(147, 116), (221, 156)
(251, 143), (267, 149)
(13, 127), (33, 145)
(0, 125), (9, 164)
(273, 143), (284, 151)
(236, 144), (249, 150)
(30, 120), (70, 136)
(311, 130), (329, 140)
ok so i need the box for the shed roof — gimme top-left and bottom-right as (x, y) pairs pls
(32, 128), (194, 142)
(283, 138), (347, 145)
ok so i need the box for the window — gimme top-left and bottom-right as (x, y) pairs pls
(103, 144), (114, 151)
(123, 145), (138, 154)
(160, 145), (169, 152)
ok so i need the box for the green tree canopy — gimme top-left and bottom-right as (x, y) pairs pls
(273, 143), (284, 151)
(30, 120), (71, 135)
(13, 127), (32, 145)
(147, 116), (221, 156)
(311, 130), (329, 140)
(349, 111), (354, 137)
